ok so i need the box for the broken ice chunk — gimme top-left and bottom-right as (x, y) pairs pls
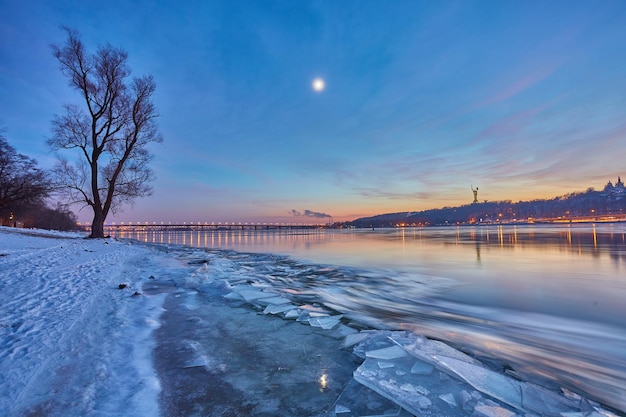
(263, 303), (297, 315)
(402, 337), (478, 365)
(459, 389), (474, 411)
(352, 331), (400, 359)
(439, 392), (457, 407)
(378, 361), (395, 369)
(410, 359), (434, 375)
(334, 404), (351, 416)
(283, 309), (300, 319)
(341, 331), (371, 349)
(433, 355), (523, 410)
(473, 403), (516, 417)
(332, 378), (411, 417)
(309, 311), (331, 317)
(237, 289), (275, 302)
(296, 312), (311, 322)
(308, 315), (343, 329)
(366, 345), (408, 360)
(418, 395), (432, 408)
(223, 292), (243, 300)
(255, 296), (291, 306)
(328, 323), (358, 339)
(521, 382), (580, 414)
(299, 303), (332, 314)
(354, 358), (434, 416)
(398, 382), (430, 397)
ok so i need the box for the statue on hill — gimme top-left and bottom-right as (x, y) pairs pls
(471, 185), (479, 204)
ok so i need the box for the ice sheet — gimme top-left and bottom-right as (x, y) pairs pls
(347, 330), (607, 417)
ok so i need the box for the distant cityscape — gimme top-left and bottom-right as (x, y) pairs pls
(348, 177), (626, 228)
(82, 177), (626, 232)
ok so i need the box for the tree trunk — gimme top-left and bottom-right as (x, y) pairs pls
(89, 209), (106, 238)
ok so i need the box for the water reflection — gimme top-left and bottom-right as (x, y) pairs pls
(318, 372), (328, 392)
(111, 224), (626, 276)
(113, 224), (626, 412)
(112, 224), (626, 328)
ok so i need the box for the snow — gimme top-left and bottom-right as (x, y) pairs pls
(0, 227), (621, 417)
(0, 227), (166, 416)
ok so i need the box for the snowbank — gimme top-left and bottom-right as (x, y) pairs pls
(0, 227), (165, 416)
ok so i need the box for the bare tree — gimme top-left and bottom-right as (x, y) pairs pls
(49, 28), (162, 238)
(0, 125), (50, 223)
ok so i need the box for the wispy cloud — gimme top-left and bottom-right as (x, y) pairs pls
(473, 59), (565, 111)
(353, 187), (434, 201)
(470, 101), (552, 146)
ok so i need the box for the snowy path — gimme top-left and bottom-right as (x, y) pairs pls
(0, 228), (165, 417)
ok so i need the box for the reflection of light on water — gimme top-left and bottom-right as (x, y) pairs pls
(318, 372), (328, 392)
(593, 224), (597, 248)
(567, 226), (572, 246)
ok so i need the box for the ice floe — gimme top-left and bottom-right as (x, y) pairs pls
(218, 269), (619, 417)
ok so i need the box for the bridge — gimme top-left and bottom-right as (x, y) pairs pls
(80, 222), (331, 233)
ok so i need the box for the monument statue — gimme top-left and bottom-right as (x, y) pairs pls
(471, 185), (479, 204)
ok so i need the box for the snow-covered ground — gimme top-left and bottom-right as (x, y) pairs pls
(0, 227), (166, 416)
(0, 227), (621, 417)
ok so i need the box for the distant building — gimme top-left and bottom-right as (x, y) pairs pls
(603, 176), (625, 197)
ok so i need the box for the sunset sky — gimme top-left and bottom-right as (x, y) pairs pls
(1, 1), (626, 224)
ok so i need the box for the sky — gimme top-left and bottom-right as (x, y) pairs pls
(1, 0), (626, 224)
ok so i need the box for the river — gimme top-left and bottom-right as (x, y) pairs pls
(112, 223), (626, 413)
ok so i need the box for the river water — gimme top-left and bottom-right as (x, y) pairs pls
(113, 223), (626, 413)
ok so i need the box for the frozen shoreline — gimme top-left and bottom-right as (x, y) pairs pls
(0, 227), (622, 416)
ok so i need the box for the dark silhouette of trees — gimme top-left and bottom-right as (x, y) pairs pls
(20, 203), (80, 231)
(49, 28), (162, 238)
(0, 125), (78, 231)
(0, 127), (50, 224)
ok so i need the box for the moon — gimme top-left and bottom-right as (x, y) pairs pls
(312, 77), (325, 92)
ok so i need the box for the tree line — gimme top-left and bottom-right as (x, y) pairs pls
(0, 126), (79, 230)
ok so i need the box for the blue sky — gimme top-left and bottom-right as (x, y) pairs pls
(1, 0), (626, 224)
